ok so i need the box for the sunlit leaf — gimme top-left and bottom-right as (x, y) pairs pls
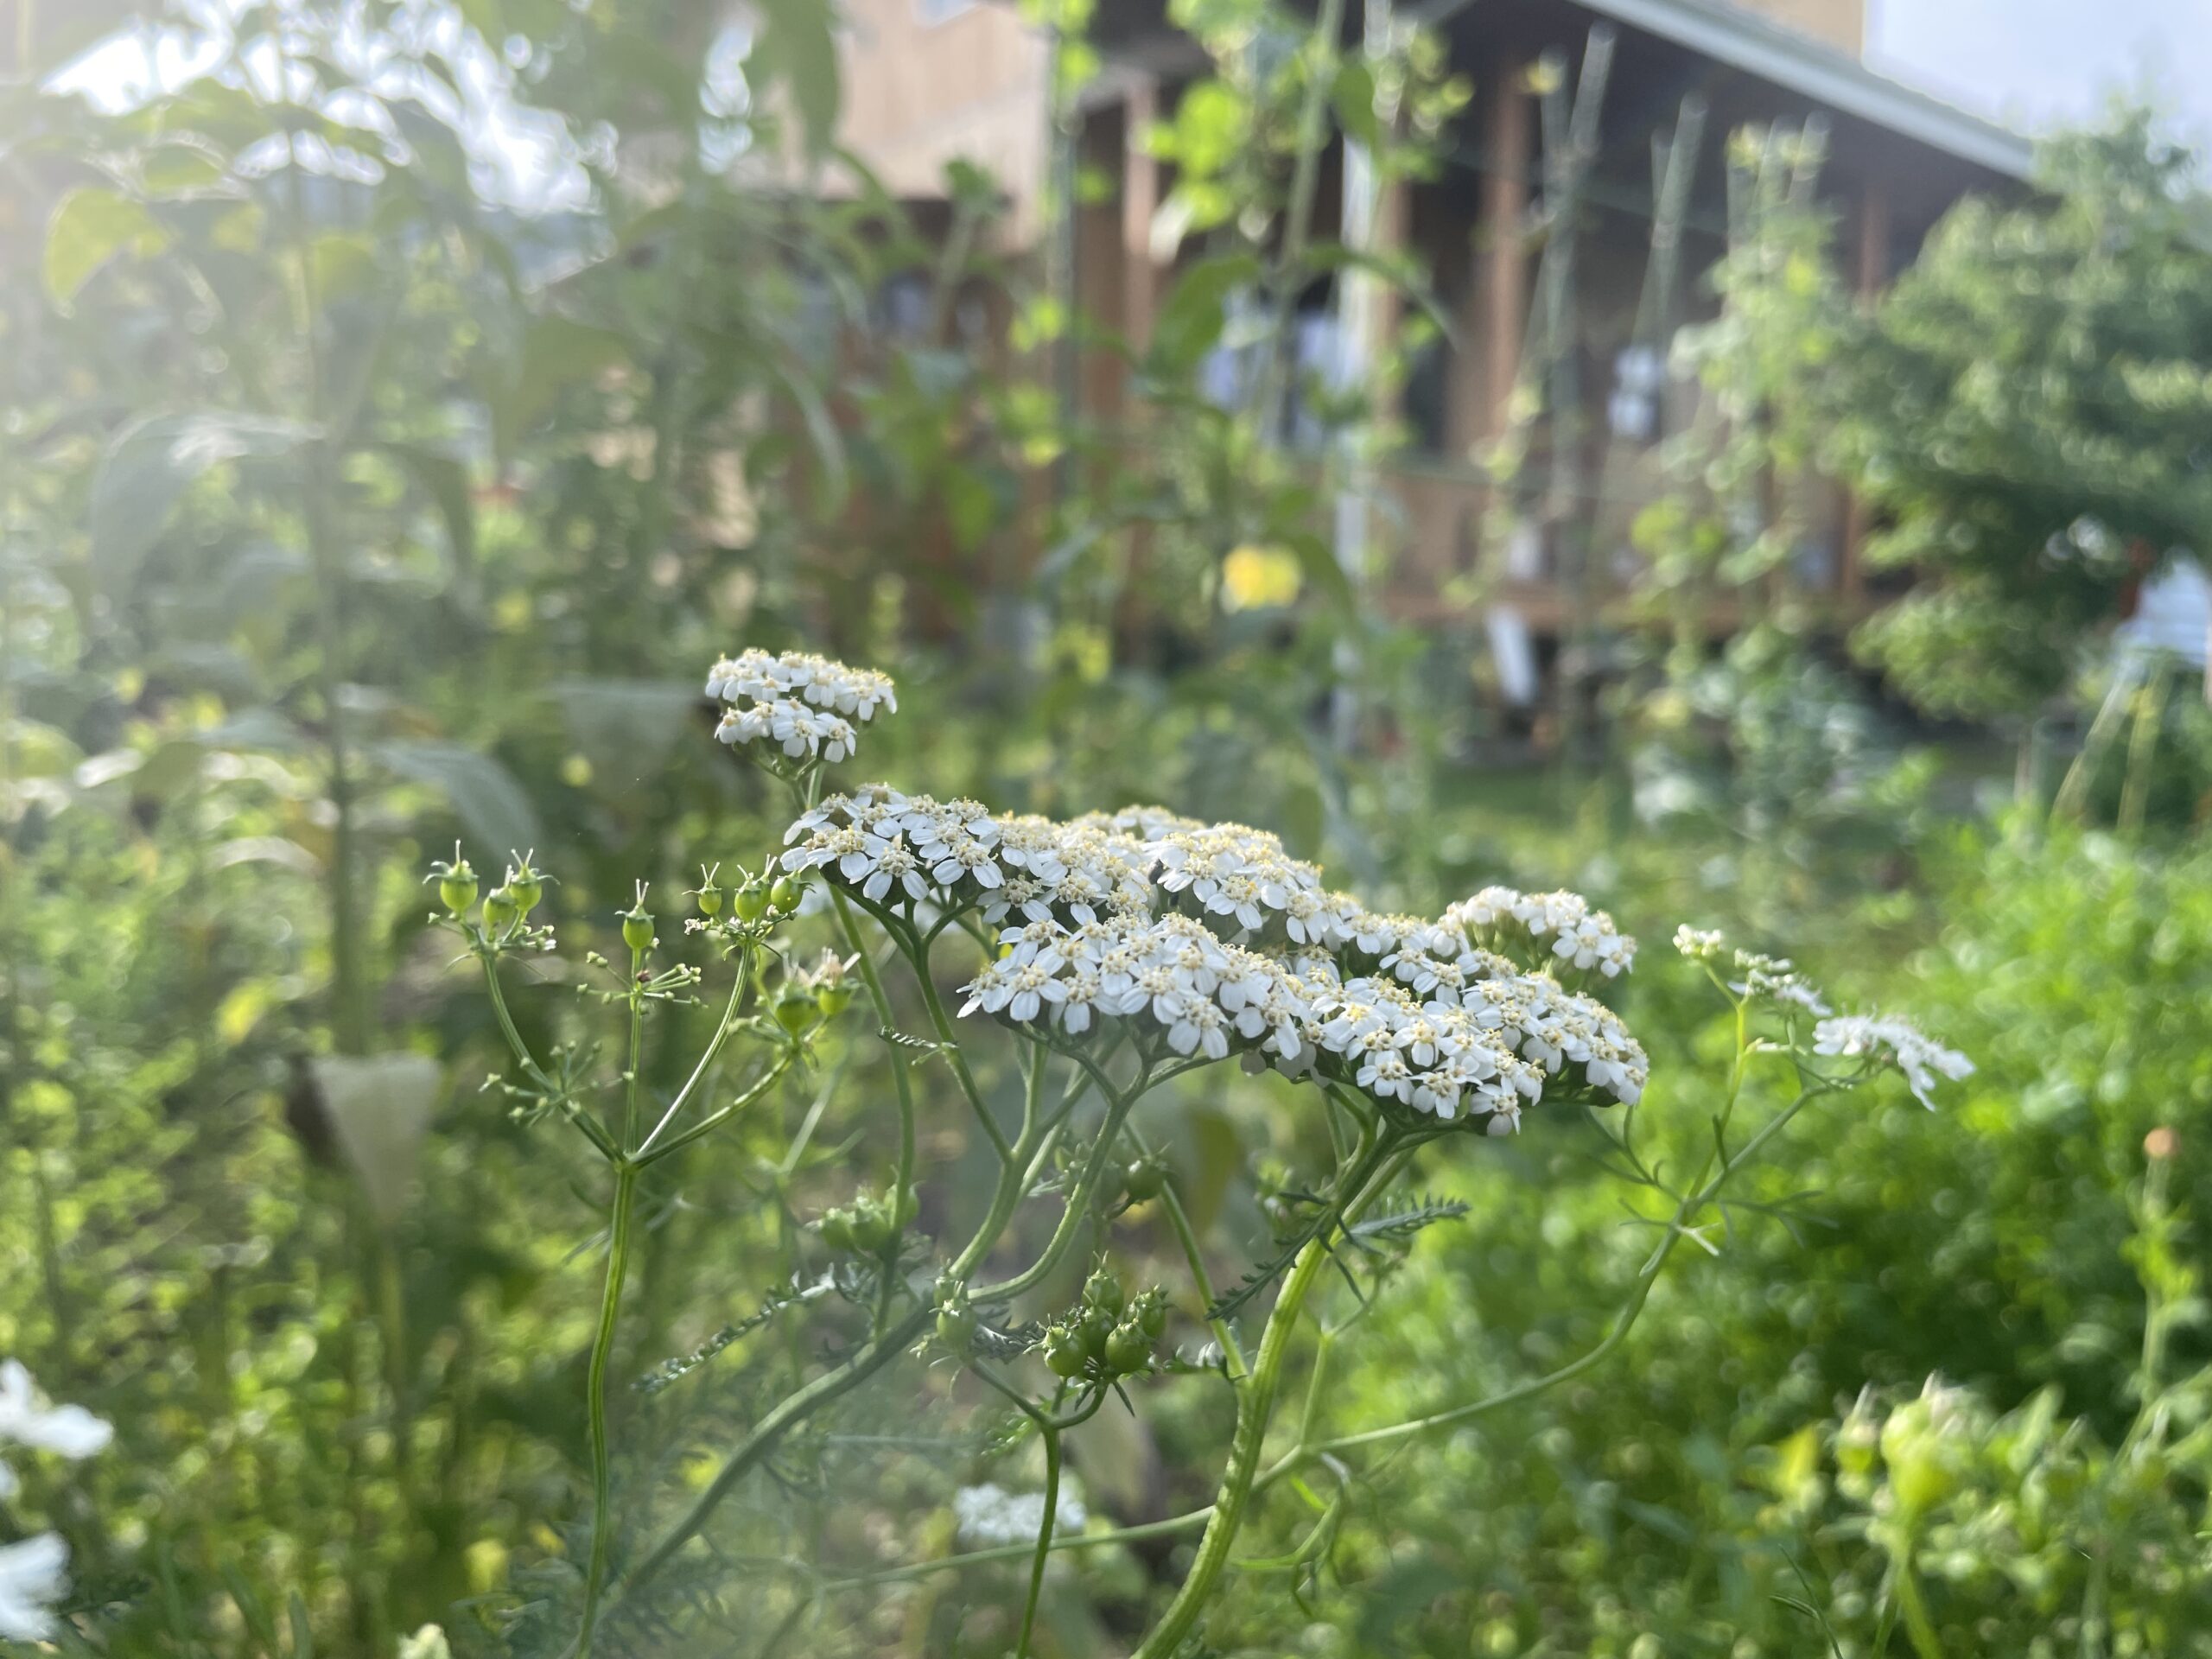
(45, 186), (170, 308)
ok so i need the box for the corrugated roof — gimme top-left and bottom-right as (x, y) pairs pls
(1566, 0), (2034, 177)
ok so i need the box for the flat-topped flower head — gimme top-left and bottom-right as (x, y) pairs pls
(779, 779), (1653, 1139)
(708, 650), (895, 767)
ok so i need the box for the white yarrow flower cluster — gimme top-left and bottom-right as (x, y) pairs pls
(787, 795), (1660, 1133)
(707, 649), (896, 764)
(1446, 887), (1637, 977)
(0, 1360), (112, 1642)
(952, 1480), (1089, 1546)
(1814, 1014), (1975, 1109)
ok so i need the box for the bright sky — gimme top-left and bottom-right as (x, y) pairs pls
(1869, 0), (2212, 152)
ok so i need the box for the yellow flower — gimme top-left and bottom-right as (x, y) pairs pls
(1220, 544), (1303, 613)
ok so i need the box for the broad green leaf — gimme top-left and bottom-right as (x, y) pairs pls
(88, 412), (314, 588)
(1146, 251), (1261, 378)
(45, 186), (170, 307)
(381, 443), (478, 578)
(754, 0), (842, 156)
(371, 738), (545, 866)
(493, 316), (629, 459)
(1331, 58), (1380, 149)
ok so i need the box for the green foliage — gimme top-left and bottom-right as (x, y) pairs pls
(1841, 111), (2212, 716)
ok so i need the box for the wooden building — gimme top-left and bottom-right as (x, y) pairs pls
(827, 0), (2032, 679)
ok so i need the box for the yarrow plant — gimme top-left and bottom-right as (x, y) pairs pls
(442, 650), (1971, 1657)
(0, 1361), (111, 1642)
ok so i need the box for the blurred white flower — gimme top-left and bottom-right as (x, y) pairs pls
(0, 1361), (111, 1642)
(0, 1532), (70, 1641)
(952, 1480), (1087, 1547)
(1814, 1014), (1974, 1108)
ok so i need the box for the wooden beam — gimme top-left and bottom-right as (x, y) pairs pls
(1476, 61), (1532, 446)
(1121, 76), (1161, 358)
(1840, 177), (1889, 602)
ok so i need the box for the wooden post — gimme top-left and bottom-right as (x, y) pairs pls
(1121, 76), (1161, 361)
(1840, 177), (1889, 605)
(1476, 61), (1531, 445)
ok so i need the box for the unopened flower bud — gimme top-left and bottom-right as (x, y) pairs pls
(691, 864), (725, 918)
(505, 851), (545, 917)
(426, 842), (478, 914)
(1040, 1325), (1086, 1378)
(483, 887), (520, 936)
(620, 882), (654, 954)
(734, 879), (772, 923)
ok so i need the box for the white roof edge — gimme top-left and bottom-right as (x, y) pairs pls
(1573, 0), (2036, 180)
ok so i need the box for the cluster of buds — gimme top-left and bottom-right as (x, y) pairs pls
(1037, 1269), (1167, 1382)
(819, 1184), (917, 1255)
(425, 844), (552, 946)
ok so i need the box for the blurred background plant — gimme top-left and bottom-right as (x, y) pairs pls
(3, 0), (2210, 1652)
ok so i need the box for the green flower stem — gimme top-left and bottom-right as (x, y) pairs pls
(479, 950), (620, 1165)
(829, 887), (924, 1196)
(1129, 1129), (1390, 1659)
(576, 944), (648, 1657)
(843, 887), (1015, 1166)
(619, 1301), (935, 1603)
(1126, 1122), (1246, 1380)
(1269, 1077), (1835, 1473)
(976, 1084), (1137, 1303)
(1893, 1541), (1945, 1659)
(576, 1157), (639, 1659)
(621, 1058), (1109, 1607)
(632, 1054), (793, 1168)
(1130, 1225), (1337, 1659)
(822, 1507), (1214, 1592)
(637, 946), (757, 1154)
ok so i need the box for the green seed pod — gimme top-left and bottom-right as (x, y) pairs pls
(1104, 1320), (1151, 1374)
(1077, 1302), (1116, 1361)
(849, 1196), (892, 1255)
(1132, 1288), (1168, 1340)
(936, 1300), (976, 1355)
(506, 855), (544, 916)
(621, 906), (654, 953)
(734, 880), (772, 923)
(1081, 1268), (1124, 1318)
(482, 887), (520, 936)
(440, 869), (480, 914)
(773, 988), (816, 1036)
(768, 874), (803, 913)
(692, 867), (724, 918)
(816, 981), (854, 1017)
(819, 1208), (857, 1254)
(1122, 1160), (1165, 1203)
(893, 1185), (919, 1227)
(934, 1277), (975, 1355)
(1040, 1325), (1086, 1379)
